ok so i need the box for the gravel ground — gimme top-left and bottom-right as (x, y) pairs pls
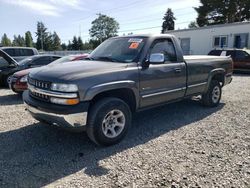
(0, 74), (249, 188)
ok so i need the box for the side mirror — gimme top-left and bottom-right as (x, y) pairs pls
(149, 53), (165, 64)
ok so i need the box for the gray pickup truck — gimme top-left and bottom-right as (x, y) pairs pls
(23, 34), (233, 146)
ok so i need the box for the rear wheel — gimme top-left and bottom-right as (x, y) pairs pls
(87, 97), (132, 146)
(202, 80), (222, 107)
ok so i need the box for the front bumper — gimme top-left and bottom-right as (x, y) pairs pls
(23, 91), (89, 132)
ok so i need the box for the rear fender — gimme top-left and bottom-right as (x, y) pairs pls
(204, 68), (225, 92)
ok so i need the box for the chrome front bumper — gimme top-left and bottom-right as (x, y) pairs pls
(25, 102), (88, 131)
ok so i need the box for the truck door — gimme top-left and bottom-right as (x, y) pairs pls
(139, 38), (186, 108)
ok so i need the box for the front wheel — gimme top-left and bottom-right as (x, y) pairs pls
(202, 80), (222, 107)
(87, 97), (132, 146)
(4, 75), (12, 87)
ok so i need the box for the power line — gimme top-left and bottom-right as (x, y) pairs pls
(61, 20), (193, 41)
(74, 0), (188, 23)
(119, 26), (161, 33)
(75, 0), (154, 22)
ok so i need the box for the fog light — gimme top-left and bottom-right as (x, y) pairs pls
(50, 97), (79, 105)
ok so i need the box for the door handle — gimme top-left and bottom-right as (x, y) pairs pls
(174, 68), (182, 73)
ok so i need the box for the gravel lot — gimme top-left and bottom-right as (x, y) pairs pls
(0, 74), (249, 188)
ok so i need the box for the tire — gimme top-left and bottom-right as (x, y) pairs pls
(87, 97), (132, 146)
(4, 75), (12, 87)
(202, 80), (222, 107)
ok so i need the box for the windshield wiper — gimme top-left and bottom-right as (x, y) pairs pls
(92, 56), (126, 63)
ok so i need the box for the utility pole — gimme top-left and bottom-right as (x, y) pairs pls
(41, 32), (43, 51)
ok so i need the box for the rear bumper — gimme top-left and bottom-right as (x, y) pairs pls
(23, 91), (89, 132)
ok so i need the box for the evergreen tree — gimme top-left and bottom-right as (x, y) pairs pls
(77, 37), (84, 50)
(44, 32), (53, 51)
(25, 31), (33, 47)
(83, 41), (93, 50)
(52, 32), (62, 50)
(35, 21), (49, 50)
(12, 35), (25, 46)
(67, 40), (72, 50)
(72, 36), (79, 50)
(161, 8), (176, 33)
(195, 0), (250, 27)
(12, 35), (18, 46)
(1, 33), (12, 46)
(61, 43), (67, 50)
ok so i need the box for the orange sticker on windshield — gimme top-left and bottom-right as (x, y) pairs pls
(129, 42), (139, 49)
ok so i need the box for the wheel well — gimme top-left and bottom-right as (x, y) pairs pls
(212, 73), (225, 86)
(90, 88), (137, 112)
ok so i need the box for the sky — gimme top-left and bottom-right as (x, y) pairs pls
(0, 0), (201, 44)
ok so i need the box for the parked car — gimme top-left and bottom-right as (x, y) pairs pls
(9, 54), (89, 93)
(208, 49), (250, 71)
(0, 47), (39, 62)
(0, 52), (61, 86)
(24, 34), (233, 146)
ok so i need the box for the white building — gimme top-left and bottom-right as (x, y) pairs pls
(165, 22), (250, 55)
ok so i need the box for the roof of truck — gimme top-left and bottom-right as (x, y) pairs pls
(113, 34), (174, 39)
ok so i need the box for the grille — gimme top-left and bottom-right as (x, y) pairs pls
(30, 91), (50, 102)
(28, 77), (51, 90)
(28, 77), (51, 102)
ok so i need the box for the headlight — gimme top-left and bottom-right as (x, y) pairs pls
(20, 75), (28, 83)
(51, 83), (78, 92)
(50, 97), (79, 105)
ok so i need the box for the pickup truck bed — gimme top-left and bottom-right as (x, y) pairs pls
(184, 55), (232, 96)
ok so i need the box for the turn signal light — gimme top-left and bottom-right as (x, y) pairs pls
(66, 98), (79, 105)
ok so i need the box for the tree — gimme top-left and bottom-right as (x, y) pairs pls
(25, 31), (33, 47)
(67, 40), (72, 50)
(188, 21), (198, 29)
(1, 33), (11, 46)
(195, 0), (250, 27)
(35, 22), (49, 50)
(12, 35), (25, 46)
(77, 37), (84, 50)
(71, 36), (79, 50)
(82, 41), (93, 50)
(61, 43), (67, 50)
(51, 32), (62, 50)
(89, 14), (119, 44)
(161, 8), (176, 33)
(44, 32), (53, 51)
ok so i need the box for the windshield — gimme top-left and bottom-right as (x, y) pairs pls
(89, 37), (146, 63)
(17, 57), (33, 66)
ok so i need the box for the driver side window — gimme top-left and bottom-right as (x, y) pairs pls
(150, 39), (177, 62)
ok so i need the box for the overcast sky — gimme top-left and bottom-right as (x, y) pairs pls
(0, 0), (200, 43)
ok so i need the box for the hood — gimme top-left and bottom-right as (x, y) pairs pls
(13, 67), (39, 77)
(29, 60), (128, 82)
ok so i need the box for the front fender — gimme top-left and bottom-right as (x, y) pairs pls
(83, 80), (139, 101)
